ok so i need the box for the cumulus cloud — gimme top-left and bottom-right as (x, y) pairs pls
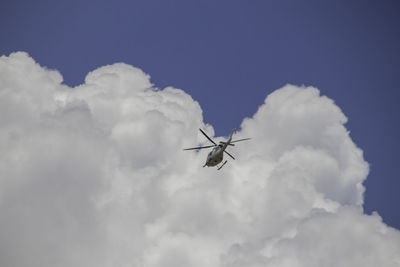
(0, 52), (399, 267)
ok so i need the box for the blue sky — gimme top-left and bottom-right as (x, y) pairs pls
(1, 0), (399, 230)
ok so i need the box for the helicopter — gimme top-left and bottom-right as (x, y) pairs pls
(183, 128), (251, 170)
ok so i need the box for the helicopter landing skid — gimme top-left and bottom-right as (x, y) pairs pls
(217, 160), (228, 170)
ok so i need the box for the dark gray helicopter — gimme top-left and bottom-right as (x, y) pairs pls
(184, 128), (250, 170)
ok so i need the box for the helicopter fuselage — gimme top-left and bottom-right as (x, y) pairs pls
(204, 145), (224, 167)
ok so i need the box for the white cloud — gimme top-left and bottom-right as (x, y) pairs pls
(0, 52), (399, 267)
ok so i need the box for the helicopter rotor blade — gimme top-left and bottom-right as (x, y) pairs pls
(224, 150), (235, 160)
(199, 128), (217, 145)
(183, 145), (215, 151)
(219, 142), (235, 146)
(230, 138), (251, 143)
(220, 138), (251, 147)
